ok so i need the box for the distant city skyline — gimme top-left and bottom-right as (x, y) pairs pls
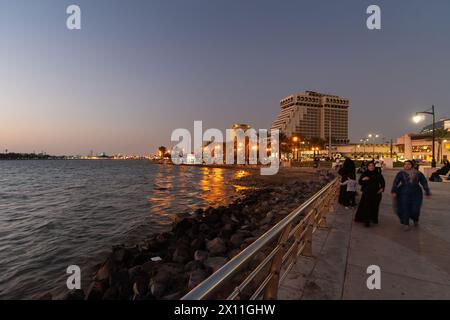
(1, 0), (449, 155)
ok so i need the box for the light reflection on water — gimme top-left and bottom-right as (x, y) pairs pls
(0, 160), (244, 299)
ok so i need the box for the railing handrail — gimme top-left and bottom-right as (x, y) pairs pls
(181, 177), (339, 300)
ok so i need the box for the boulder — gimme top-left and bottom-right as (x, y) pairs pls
(206, 237), (227, 255)
(133, 279), (148, 297)
(37, 292), (53, 300)
(185, 260), (202, 272)
(188, 269), (208, 290)
(229, 233), (245, 248)
(64, 289), (85, 300)
(204, 257), (228, 273)
(113, 247), (128, 263)
(102, 286), (119, 300)
(149, 280), (166, 298)
(85, 281), (104, 300)
(172, 247), (190, 263)
(194, 250), (208, 263)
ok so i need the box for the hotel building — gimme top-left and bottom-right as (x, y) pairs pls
(271, 91), (349, 144)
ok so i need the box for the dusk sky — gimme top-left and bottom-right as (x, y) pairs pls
(1, 0), (449, 155)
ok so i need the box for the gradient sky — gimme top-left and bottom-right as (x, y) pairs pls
(1, 0), (449, 155)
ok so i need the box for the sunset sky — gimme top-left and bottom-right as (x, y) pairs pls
(1, 0), (449, 155)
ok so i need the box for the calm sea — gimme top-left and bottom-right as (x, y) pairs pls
(0, 160), (243, 299)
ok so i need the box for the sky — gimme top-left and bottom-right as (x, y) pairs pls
(0, 0), (449, 155)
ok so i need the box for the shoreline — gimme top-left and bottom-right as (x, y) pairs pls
(60, 168), (335, 300)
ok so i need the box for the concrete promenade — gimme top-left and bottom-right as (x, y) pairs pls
(279, 169), (450, 300)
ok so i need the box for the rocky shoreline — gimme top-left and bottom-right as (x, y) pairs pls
(63, 169), (335, 300)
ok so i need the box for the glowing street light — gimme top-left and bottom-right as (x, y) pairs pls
(412, 105), (437, 167)
(413, 114), (425, 124)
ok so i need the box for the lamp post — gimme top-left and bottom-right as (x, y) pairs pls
(368, 133), (380, 159)
(413, 105), (436, 168)
(292, 136), (299, 161)
(360, 138), (369, 158)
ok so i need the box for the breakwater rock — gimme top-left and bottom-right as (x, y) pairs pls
(67, 171), (335, 300)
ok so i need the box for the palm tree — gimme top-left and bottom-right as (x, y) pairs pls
(278, 132), (292, 158)
(306, 137), (326, 150)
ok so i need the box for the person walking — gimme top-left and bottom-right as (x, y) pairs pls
(391, 160), (431, 231)
(341, 173), (357, 208)
(338, 158), (356, 205)
(355, 161), (385, 227)
(374, 157), (383, 173)
(358, 160), (367, 174)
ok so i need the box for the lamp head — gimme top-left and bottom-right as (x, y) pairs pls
(413, 114), (424, 124)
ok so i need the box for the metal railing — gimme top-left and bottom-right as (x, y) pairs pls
(181, 177), (340, 300)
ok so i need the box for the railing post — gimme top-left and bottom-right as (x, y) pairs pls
(302, 211), (315, 257)
(292, 223), (305, 258)
(263, 223), (292, 300)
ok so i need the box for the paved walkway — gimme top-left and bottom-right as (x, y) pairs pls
(279, 169), (450, 300)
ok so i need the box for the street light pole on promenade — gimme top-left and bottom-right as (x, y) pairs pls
(368, 133), (379, 159)
(413, 105), (437, 168)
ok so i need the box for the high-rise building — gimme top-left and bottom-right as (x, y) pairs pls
(271, 91), (349, 144)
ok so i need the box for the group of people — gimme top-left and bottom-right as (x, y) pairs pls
(429, 159), (450, 182)
(338, 158), (431, 230)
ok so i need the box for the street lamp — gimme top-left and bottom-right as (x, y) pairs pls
(292, 136), (299, 160)
(368, 133), (380, 158)
(360, 138), (369, 157)
(412, 105), (436, 168)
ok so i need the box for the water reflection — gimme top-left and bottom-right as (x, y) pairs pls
(199, 167), (227, 205)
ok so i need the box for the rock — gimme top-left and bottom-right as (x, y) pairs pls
(128, 265), (144, 279)
(223, 223), (235, 232)
(229, 233), (245, 248)
(133, 279), (148, 297)
(156, 232), (170, 245)
(141, 261), (156, 273)
(204, 257), (228, 273)
(193, 208), (203, 218)
(173, 218), (193, 236)
(204, 212), (219, 225)
(228, 249), (241, 259)
(188, 269), (208, 290)
(199, 223), (210, 233)
(220, 213), (233, 225)
(161, 291), (183, 300)
(185, 260), (202, 272)
(152, 263), (184, 283)
(251, 229), (264, 238)
(194, 250), (208, 263)
(113, 247), (128, 263)
(190, 238), (204, 250)
(37, 292), (53, 300)
(149, 279), (166, 298)
(95, 258), (116, 281)
(172, 247), (190, 263)
(109, 269), (130, 288)
(102, 286), (119, 300)
(64, 289), (84, 300)
(206, 237), (227, 255)
(85, 281), (104, 300)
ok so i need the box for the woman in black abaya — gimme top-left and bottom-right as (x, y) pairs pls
(355, 161), (385, 227)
